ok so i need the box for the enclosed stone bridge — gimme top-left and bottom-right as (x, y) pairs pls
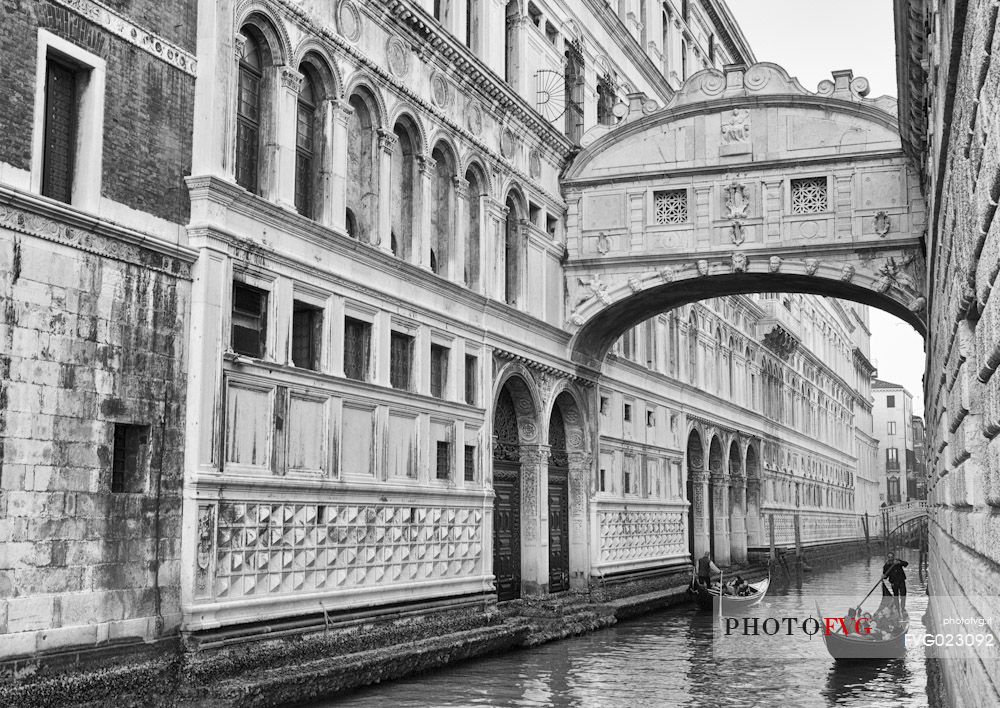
(562, 63), (927, 368)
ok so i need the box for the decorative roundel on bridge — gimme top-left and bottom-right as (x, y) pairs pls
(430, 70), (451, 108)
(337, 0), (362, 43)
(568, 431), (584, 448)
(500, 128), (517, 159)
(519, 421), (538, 440)
(529, 149), (542, 178)
(386, 37), (409, 78)
(466, 100), (484, 135)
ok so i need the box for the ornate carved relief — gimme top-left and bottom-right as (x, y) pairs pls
(430, 70), (452, 108)
(598, 510), (685, 562)
(874, 210), (891, 236)
(337, 0), (362, 42)
(840, 264), (856, 282)
(768, 256), (783, 273)
(697, 259), (709, 276)
(195, 504), (215, 597)
(386, 36), (410, 78)
(466, 101), (484, 135)
(805, 258), (820, 276)
(500, 128), (517, 158)
(732, 252), (749, 273)
(873, 254), (926, 312)
(721, 109), (751, 145)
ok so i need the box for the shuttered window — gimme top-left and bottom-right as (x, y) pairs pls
(231, 283), (267, 357)
(343, 317), (371, 381)
(42, 59), (78, 204)
(390, 331), (414, 391)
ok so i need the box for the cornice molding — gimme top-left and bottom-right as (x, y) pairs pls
(0, 186), (196, 279)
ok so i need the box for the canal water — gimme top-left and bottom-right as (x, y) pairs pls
(331, 548), (930, 707)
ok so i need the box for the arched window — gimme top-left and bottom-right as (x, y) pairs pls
(430, 143), (456, 276)
(661, 10), (671, 75)
(714, 328), (722, 394)
(235, 32), (265, 194)
(687, 311), (698, 385)
(504, 192), (521, 305)
(668, 314), (680, 377)
(681, 40), (688, 80)
(390, 118), (418, 260)
(294, 70), (317, 218)
(465, 166), (484, 289)
(728, 336), (735, 397)
(346, 91), (378, 241)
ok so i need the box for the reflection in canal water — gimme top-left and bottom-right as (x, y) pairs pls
(329, 549), (931, 707)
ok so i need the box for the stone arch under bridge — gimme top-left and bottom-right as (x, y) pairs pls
(562, 62), (927, 368)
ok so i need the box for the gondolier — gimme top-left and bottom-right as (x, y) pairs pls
(696, 551), (721, 587)
(882, 551), (909, 610)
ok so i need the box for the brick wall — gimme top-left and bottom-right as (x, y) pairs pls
(0, 210), (190, 663)
(925, 0), (1000, 703)
(0, 1), (195, 223)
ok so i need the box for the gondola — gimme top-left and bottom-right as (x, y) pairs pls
(690, 575), (770, 612)
(816, 584), (909, 661)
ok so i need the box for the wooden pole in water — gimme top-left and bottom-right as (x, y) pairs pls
(768, 513), (775, 562)
(863, 512), (870, 547)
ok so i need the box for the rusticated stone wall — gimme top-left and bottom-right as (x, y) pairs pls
(0, 206), (190, 665)
(923, 0), (1000, 703)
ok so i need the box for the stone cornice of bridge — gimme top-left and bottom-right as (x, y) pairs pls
(563, 147), (907, 189)
(565, 235), (924, 271)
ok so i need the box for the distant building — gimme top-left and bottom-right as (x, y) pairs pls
(910, 416), (927, 500)
(871, 379), (914, 504)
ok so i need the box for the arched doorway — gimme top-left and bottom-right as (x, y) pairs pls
(745, 444), (761, 549)
(492, 386), (521, 601)
(686, 429), (705, 559)
(547, 400), (570, 593)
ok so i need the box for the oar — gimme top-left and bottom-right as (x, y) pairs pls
(855, 578), (883, 611)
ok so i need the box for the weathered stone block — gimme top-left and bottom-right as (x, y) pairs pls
(6, 597), (54, 633)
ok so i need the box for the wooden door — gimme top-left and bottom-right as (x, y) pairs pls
(493, 463), (521, 601)
(548, 467), (570, 592)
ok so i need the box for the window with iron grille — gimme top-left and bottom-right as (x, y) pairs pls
(464, 354), (477, 405)
(464, 444), (476, 481)
(294, 73), (316, 218)
(291, 301), (322, 370)
(887, 421), (896, 435)
(390, 331), (414, 391)
(436, 440), (451, 479)
(886, 395), (895, 408)
(111, 424), (148, 493)
(42, 57), (79, 204)
(596, 74), (615, 126)
(654, 189), (688, 224)
(430, 344), (449, 399)
(790, 177), (828, 214)
(231, 283), (267, 357)
(563, 40), (585, 143)
(236, 38), (262, 194)
(343, 317), (371, 381)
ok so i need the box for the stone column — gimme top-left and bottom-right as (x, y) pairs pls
(689, 469), (710, 559)
(485, 197), (507, 300)
(519, 444), (550, 596)
(453, 176), (469, 285)
(273, 67), (302, 209)
(329, 99), (353, 233)
(730, 479), (747, 563)
(417, 155), (436, 271)
(315, 98), (336, 229)
(376, 129), (396, 253)
(203, 29), (242, 181)
(712, 474), (731, 565)
(746, 477), (762, 547)
(566, 450), (592, 591)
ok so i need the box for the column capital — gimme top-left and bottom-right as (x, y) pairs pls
(453, 175), (469, 198)
(330, 98), (354, 127)
(377, 128), (398, 154)
(234, 33), (247, 61)
(519, 444), (551, 466)
(566, 451), (593, 469)
(417, 154), (437, 176)
(280, 66), (303, 92)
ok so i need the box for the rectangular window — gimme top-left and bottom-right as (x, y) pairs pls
(294, 94), (315, 218)
(886, 395), (895, 408)
(623, 403), (632, 422)
(42, 58), (79, 204)
(436, 440), (451, 480)
(430, 343), (449, 399)
(599, 468), (607, 492)
(464, 444), (476, 482)
(464, 354), (477, 405)
(235, 58), (261, 194)
(654, 189), (688, 224)
(600, 396), (609, 415)
(887, 421), (896, 435)
(790, 177), (828, 214)
(291, 301), (322, 370)
(886, 448), (899, 469)
(647, 410), (655, 427)
(111, 424), (148, 493)
(888, 477), (901, 503)
(624, 466), (632, 494)
(343, 317), (371, 381)
(390, 331), (414, 391)
(231, 283), (268, 358)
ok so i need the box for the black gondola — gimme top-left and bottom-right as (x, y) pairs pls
(690, 576), (770, 612)
(817, 584), (909, 660)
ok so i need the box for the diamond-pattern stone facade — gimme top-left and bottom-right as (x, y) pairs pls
(214, 502), (483, 599)
(654, 189), (688, 224)
(598, 510), (685, 562)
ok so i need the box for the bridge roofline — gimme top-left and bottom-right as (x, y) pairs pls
(564, 62), (901, 183)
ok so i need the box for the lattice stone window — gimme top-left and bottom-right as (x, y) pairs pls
(790, 177), (828, 214)
(653, 189), (688, 224)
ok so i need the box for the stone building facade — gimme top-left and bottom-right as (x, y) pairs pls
(896, 0), (1000, 703)
(0, 0), (885, 687)
(0, 0), (196, 668)
(872, 378), (915, 505)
